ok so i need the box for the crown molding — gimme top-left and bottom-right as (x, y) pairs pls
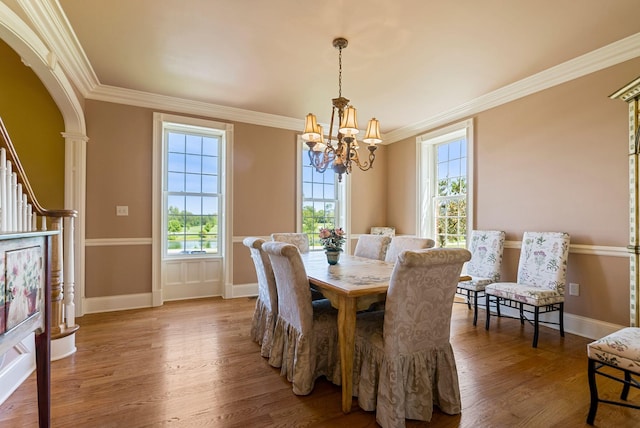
(384, 32), (640, 143)
(88, 83), (306, 131)
(18, 0), (99, 96)
(20, 2), (640, 142)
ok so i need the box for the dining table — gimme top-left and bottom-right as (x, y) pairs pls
(301, 250), (471, 413)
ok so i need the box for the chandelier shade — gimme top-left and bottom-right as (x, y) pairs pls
(301, 37), (381, 182)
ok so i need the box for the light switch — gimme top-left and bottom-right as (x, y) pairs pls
(116, 205), (129, 216)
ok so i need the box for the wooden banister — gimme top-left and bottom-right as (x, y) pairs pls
(0, 117), (78, 340)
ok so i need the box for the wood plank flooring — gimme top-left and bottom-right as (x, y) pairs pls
(0, 297), (638, 427)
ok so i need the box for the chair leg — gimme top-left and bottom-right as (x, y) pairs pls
(532, 306), (540, 348)
(466, 290), (472, 309)
(519, 302), (524, 325)
(559, 302), (565, 337)
(473, 291), (478, 326)
(587, 359), (599, 425)
(622, 370), (632, 401)
(485, 294), (491, 330)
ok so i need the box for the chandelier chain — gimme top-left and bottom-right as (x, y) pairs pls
(338, 45), (342, 99)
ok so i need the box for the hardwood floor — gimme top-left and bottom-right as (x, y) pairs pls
(0, 297), (638, 427)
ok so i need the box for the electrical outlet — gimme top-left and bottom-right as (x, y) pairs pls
(116, 205), (128, 216)
(569, 282), (579, 296)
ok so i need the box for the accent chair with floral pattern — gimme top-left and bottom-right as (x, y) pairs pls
(587, 327), (640, 425)
(484, 231), (570, 348)
(383, 236), (435, 263)
(262, 241), (341, 395)
(354, 234), (392, 261)
(352, 248), (471, 427)
(271, 232), (310, 253)
(457, 230), (505, 326)
(586, 327), (640, 424)
(243, 237), (278, 360)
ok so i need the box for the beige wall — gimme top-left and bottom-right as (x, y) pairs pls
(83, 100), (383, 295)
(387, 57), (640, 325)
(0, 40), (65, 209)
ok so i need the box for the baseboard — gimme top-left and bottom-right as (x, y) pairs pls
(83, 293), (155, 314)
(231, 282), (258, 298)
(83, 285), (259, 314)
(485, 305), (624, 340)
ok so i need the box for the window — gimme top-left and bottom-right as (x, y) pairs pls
(163, 121), (225, 256)
(300, 144), (347, 251)
(417, 119), (473, 248)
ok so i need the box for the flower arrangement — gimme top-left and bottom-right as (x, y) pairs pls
(319, 227), (346, 252)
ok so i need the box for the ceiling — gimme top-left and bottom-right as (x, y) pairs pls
(10, 0), (640, 142)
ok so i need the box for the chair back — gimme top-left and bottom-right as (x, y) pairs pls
(383, 248), (471, 356)
(517, 231), (570, 293)
(262, 241), (313, 333)
(384, 236), (435, 263)
(354, 234), (391, 260)
(466, 230), (506, 281)
(243, 237), (277, 314)
(271, 232), (310, 253)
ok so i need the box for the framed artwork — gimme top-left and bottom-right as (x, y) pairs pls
(370, 227), (395, 237)
(5, 246), (42, 332)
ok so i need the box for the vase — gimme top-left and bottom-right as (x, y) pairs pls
(325, 250), (341, 265)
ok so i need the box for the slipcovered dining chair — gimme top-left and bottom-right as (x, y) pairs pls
(352, 248), (472, 427)
(262, 241), (341, 395)
(384, 236), (435, 263)
(243, 237), (278, 359)
(271, 232), (310, 253)
(354, 234), (392, 261)
(485, 231), (570, 348)
(457, 230), (506, 326)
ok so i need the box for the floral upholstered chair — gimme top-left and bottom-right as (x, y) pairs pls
(586, 327), (640, 424)
(352, 248), (471, 427)
(384, 236), (435, 263)
(262, 241), (341, 395)
(457, 230), (505, 326)
(354, 234), (392, 261)
(485, 231), (570, 348)
(271, 232), (310, 253)
(243, 237), (278, 360)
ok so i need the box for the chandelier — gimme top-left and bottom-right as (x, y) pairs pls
(301, 37), (382, 182)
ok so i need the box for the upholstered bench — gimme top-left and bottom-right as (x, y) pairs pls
(586, 327), (640, 424)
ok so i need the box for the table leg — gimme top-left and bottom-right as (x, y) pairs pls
(337, 295), (357, 413)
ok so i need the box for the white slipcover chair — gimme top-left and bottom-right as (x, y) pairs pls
(271, 232), (310, 253)
(384, 236), (435, 263)
(262, 241), (341, 395)
(354, 234), (392, 261)
(485, 231), (570, 348)
(352, 248), (472, 427)
(243, 237), (278, 359)
(457, 230), (505, 326)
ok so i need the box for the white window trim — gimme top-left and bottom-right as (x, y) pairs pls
(416, 118), (474, 244)
(152, 113), (234, 304)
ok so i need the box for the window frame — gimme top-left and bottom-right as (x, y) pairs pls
(416, 119), (474, 247)
(297, 136), (349, 252)
(163, 123), (224, 257)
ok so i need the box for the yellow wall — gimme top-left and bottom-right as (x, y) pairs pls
(0, 40), (65, 209)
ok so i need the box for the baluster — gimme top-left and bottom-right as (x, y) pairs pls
(6, 161), (12, 231)
(16, 183), (22, 231)
(11, 172), (17, 231)
(63, 217), (75, 328)
(0, 148), (5, 231)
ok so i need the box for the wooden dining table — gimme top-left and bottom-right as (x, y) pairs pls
(301, 251), (391, 412)
(301, 251), (471, 413)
